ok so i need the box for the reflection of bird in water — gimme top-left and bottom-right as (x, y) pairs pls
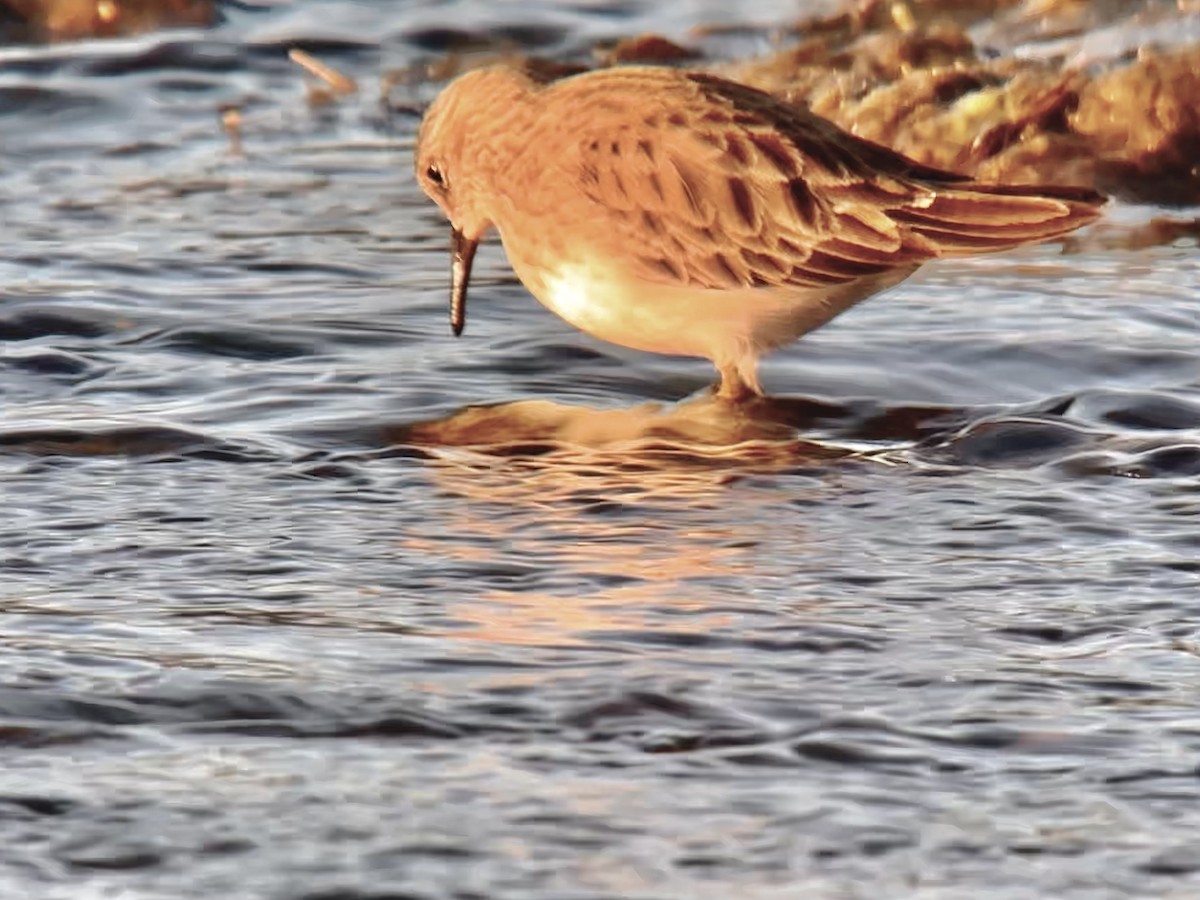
(389, 402), (844, 505)
(388, 395), (824, 450)
(368, 393), (964, 481)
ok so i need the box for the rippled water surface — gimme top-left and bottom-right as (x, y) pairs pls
(4, 2), (1200, 898)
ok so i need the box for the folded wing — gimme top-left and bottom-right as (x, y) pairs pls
(561, 68), (1104, 292)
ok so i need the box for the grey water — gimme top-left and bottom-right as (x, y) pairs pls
(3, 2), (1200, 898)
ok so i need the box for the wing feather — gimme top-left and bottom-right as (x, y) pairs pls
(551, 68), (1103, 292)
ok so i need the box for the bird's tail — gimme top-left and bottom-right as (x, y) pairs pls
(893, 182), (1105, 256)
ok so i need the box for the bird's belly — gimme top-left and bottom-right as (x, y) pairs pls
(506, 248), (916, 365)
(531, 266), (711, 357)
(519, 261), (903, 361)
(524, 262), (796, 362)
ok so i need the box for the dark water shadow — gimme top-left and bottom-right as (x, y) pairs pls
(0, 424), (276, 462)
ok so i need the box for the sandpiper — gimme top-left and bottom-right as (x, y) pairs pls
(415, 64), (1104, 400)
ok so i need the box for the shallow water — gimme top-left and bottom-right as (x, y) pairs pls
(3, 3), (1200, 899)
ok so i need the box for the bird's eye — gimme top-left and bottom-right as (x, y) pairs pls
(426, 164), (446, 188)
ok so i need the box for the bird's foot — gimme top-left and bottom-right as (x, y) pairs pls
(712, 365), (764, 405)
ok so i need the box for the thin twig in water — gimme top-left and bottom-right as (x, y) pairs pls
(289, 48), (358, 96)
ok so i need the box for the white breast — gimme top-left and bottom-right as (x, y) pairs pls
(541, 268), (600, 332)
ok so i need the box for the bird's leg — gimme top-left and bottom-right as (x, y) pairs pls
(714, 359), (763, 402)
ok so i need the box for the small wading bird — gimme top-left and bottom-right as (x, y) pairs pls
(415, 64), (1104, 401)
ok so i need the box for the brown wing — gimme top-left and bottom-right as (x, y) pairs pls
(554, 67), (1103, 291)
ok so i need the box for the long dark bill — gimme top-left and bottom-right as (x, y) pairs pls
(449, 227), (478, 337)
